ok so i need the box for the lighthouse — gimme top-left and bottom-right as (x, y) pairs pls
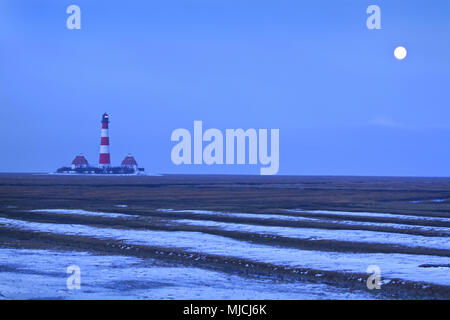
(56, 113), (145, 174)
(99, 113), (111, 168)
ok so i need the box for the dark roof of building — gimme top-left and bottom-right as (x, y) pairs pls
(121, 154), (137, 166)
(72, 155), (88, 166)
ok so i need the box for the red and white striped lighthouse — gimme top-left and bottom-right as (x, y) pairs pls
(99, 113), (111, 168)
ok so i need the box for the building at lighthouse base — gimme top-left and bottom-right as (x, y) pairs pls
(57, 154), (145, 175)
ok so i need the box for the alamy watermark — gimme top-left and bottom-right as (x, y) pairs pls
(66, 265), (81, 290)
(65, 5), (382, 31)
(366, 5), (381, 30)
(366, 265), (381, 290)
(171, 121), (279, 175)
(66, 5), (81, 30)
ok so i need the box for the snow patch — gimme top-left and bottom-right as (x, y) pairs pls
(1, 217), (449, 286)
(30, 209), (138, 219)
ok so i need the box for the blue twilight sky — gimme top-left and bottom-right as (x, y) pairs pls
(0, 0), (449, 176)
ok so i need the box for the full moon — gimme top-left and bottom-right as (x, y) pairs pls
(394, 46), (407, 60)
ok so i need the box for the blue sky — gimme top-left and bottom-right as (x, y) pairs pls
(0, 0), (449, 175)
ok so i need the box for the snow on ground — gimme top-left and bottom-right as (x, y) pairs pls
(157, 208), (450, 235)
(157, 208), (320, 222)
(409, 199), (447, 204)
(171, 219), (450, 250)
(30, 209), (138, 219)
(0, 248), (373, 300)
(1, 217), (449, 286)
(285, 209), (450, 223)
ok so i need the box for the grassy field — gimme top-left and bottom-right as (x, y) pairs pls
(1, 173), (450, 211)
(0, 174), (449, 299)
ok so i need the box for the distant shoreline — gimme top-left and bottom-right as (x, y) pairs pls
(0, 172), (450, 179)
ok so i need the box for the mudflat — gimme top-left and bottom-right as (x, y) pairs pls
(0, 174), (449, 299)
